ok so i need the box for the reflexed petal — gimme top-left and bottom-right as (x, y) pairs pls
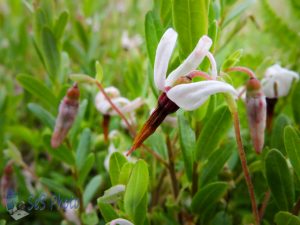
(154, 28), (178, 91)
(165, 35), (212, 87)
(166, 80), (237, 110)
(109, 218), (134, 225)
(120, 97), (144, 113)
(206, 52), (218, 79)
(262, 65), (299, 98)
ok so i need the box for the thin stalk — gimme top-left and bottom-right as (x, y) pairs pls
(259, 190), (270, 220)
(225, 66), (256, 79)
(226, 95), (260, 225)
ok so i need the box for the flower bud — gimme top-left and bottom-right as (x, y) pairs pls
(51, 83), (80, 148)
(246, 78), (266, 154)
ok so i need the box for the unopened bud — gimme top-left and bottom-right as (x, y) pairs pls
(51, 83), (80, 148)
(246, 78), (266, 154)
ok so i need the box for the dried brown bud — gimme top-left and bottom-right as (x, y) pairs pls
(246, 78), (267, 154)
(51, 83), (80, 148)
(127, 92), (179, 155)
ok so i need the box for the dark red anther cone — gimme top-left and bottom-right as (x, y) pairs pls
(266, 98), (278, 132)
(102, 114), (111, 143)
(127, 92), (179, 155)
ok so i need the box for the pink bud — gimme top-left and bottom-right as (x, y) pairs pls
(51, 83), (80, 148)
(246, 78), (267, 154)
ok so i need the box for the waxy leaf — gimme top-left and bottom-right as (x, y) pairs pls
(98, 185), (125, 204)
(41, 27), (60, 80)
(195, 106), (232, 160)
(97, 201), (118, 222)
(292, 81), (300, 125)
(78, 153), (95, 187)
(83, 175), (102, 207)
(124, 160), (149, 224)
(145, 10), (163, 66)
(44, 134), (75, 166)
(76, 128), (91, 170)
(17, 74), (58, 110)
(40, 177), (74, 198)
(265, 149), (294, 211)
(81, 210), (99, 225)
(119, 162), (134, 185)
(191, 182), (228, 215)
(109, 152), (127, 186)
(54, 11), (69, 41)
(284, 126), (300, 178)
(178, 110), (195, 181)
(271, 114), (290, 155)
(199, 143), (233, 186)
(172, 0), (209, 59)
(28, 103), (55, 130)
(275, 211), (300, 225)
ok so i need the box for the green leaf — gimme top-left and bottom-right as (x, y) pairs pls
(109, 152), (127, 185)
(97, 201), (119, 222)
(69, 99), (88, 143)
(81, 210), (99, 225)
(284, 126), (300, 178)
(275, 211), (300, 225)
(78, 153), (95, 187)
(265, 149), (294, 211)
(124, 160), (149, 224)
(172, 0), (209, 59)
(17, 74), (58, 110)
(44, 134), (75, 166)
(0, 220), (6, 225)
(199, 143), (233, 186)
(54, 11), (69, 41)
(292, 81), (300, 125)
(76, 128), (91, 171)
(28, 103), (55, 130)
(160, 0), (172, 27)
(4, 141), (25, 167)
(83, 175), (102, 207)
(191, 182), (228, 215)
(145, 10), (163, 66)
(195, 106), (232, 160)
(98, 185), (125, 204)
(119, 162), (134, 185)
(41, 27), (60, 80)
(222, 0), (255, 28)
(40, 177), (74, 198)
(271, 114), (290, 155)
(95, 61), (104, 82)
(178, 110), (195, 181)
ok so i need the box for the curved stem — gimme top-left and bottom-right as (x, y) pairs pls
(226, 95), (260, 225)
(225, 66), (256, 79)
(187, 70), (213, 80)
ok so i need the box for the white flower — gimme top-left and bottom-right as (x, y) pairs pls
(154, 28), (237, 110)
(262, 64), (299, 98)
(95, 86), (143, 116)
(121, 31), (143, 51)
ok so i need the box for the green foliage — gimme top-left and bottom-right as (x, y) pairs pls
(275, 211), (300, 225)
(265, 149), (295, 211)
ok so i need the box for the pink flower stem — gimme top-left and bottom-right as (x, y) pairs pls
(225, 66), (256, 79)
(187, 70), (213, 80)
(226, 95), (260, 225)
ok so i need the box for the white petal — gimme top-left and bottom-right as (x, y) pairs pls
(119, 97), (144, 113)
(166, 81), (237, 111)
(206, 52), (218, 79)
(109, 218), (134, 225)
(165, 35), (213, 87)
(154, 28), (178, 91)
(262, 64), (299, 98)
